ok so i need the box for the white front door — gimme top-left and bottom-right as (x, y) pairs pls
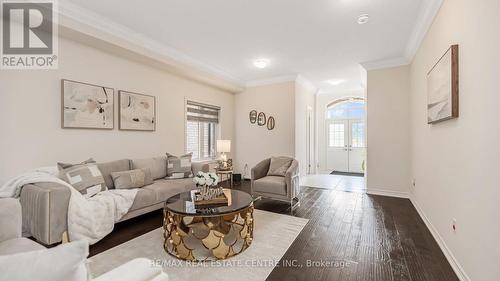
(347, 119), (366, 173)
(326, 120), (349, 171)
(326, 119), (366, 173)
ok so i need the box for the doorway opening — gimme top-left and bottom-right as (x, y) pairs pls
(306, 106), (314, 174)
(325, 98), (366, 175)
(301, 96), (366, 193)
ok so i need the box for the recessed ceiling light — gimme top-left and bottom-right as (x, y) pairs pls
(325, 79), (345, 86)
(357, 14), (370, 25)
(253, 58), (270, 69)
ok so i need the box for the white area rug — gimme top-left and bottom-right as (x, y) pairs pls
(88, 210), (308, 281)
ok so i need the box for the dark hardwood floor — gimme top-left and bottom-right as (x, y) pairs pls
(90, 180), (459, 281)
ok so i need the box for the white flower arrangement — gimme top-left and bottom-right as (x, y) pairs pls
(193, 171), (219, 187)
(193, 172), (223, 201)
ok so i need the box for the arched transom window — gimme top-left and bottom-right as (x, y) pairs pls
(326, 99), (366, 120)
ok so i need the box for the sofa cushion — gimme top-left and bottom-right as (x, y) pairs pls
(58, 159), (107, 198)
(0, 198), (21, 243)
(166, 153), (193, 179)
(0, 240), (88, 281)
(0, 238), (45, 255)
(253, 176), (287, 196)
(57, 158), (95, 170)
(98, 159), (131, 189)
(143, 178), (195, 202)
(267, 156), (293, 177)
(111, 168), (153, 189)
(131, 157), (167, 180)
(128, 188), (157, 212)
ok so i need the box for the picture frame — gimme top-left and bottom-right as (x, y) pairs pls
(118, 90), (156, 131)
(61, 79), (114, 130)
(427, 44), (459, 124)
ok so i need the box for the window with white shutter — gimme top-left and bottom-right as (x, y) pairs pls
(185, 100), (220, 160)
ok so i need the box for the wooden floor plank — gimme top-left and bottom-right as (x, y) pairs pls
(90, 181), (459, 281)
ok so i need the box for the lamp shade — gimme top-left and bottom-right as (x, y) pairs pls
(217, 140), (231, 153)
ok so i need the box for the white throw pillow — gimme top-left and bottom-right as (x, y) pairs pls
(0, 240), (89, 281)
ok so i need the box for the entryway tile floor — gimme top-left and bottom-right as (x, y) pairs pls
(300, 174), (366, 193)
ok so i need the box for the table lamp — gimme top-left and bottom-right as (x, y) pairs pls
(217, 140), (231, 168)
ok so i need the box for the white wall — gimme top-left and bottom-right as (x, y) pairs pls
(233, 81), (295, 178)
(366, 65), (411, 197)
(409, 0), (500, 280)
(0, 37), (234, 184)
(316, 89), (365, 172)
(294, 78), (317, 176)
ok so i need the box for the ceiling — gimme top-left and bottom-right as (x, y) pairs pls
(65, 0), (436, 92)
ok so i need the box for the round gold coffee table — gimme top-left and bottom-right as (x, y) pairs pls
(163, 189), (254, 261)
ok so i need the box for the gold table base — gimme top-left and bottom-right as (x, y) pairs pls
(163, 204), (254, 261)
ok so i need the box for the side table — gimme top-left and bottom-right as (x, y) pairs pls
(215, 169), (233, 188)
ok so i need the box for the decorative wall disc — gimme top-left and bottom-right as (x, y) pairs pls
(257, 112), (266, 126)
(267, 116), (275, 130)
(249, 110), (257, 124)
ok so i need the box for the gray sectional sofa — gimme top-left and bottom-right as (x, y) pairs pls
(19, 157), (208, 245)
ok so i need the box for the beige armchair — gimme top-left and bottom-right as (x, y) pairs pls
(251, 157), (300, 209)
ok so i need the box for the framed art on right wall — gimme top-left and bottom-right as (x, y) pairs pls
(427, 44), (459, 124)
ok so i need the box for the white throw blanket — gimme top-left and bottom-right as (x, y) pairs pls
(0, 166), (137, 244)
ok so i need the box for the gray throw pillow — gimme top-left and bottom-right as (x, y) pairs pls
(267, 156), (293, 177)
(166, 153), (193, 179)
(57, 158), (107, 198)
(111, 168), (153, 189)
(97, 159), (131, 189)
(131, 157), (167, 180)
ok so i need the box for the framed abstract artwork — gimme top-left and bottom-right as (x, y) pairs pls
(427, 44), (459, 124)
(119, 90), (156, 131)
(61, 79), (114, 129)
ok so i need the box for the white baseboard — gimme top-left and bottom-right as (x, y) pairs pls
(366, 188), (409, 198)
(409, 196), (471, 281)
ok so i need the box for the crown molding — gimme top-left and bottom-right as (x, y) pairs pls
(360, 0), (443, 71)
(360, 56), (410, 71)
(296, 74), (318, 93)
(56, 2), (245, 92)
(246, 74), (319, 93)
(245, 74), (299, 87)
(405, 0), (444, 60)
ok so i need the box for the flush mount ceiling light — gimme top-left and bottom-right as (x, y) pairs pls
(357, 14), (370, 25)
(253, 58), (270, 69)
(325, 79), (345, 86)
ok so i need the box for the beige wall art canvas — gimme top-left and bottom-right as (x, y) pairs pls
(427, 45), (459, 124)
(119, 91), (156, 131)
(62, 79), (114, 129)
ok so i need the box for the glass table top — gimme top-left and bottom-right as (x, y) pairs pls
(164, 189), (253, 216)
